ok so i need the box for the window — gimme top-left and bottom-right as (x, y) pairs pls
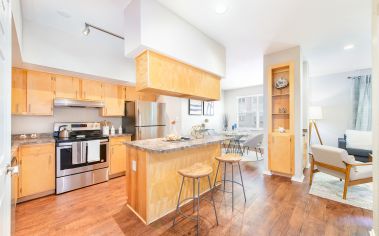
(237, 95), (263, 129)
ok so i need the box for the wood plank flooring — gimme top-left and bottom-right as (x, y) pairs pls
(15, 161), (372, 236)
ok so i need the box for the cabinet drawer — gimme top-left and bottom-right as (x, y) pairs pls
(110, 136), (131, 146)
(20, 143), (55, 156)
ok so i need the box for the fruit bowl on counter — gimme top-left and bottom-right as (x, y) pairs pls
(163, 134), (191, 142)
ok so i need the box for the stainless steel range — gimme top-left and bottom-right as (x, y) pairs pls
(54, 122), (109, 194)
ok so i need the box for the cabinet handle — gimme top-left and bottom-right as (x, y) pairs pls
(28, 104), (31, 112)
(84, 91), (86, 99)
(16, 104), (19, 113)
(112, 147), (114, 155)
(76, 91), (78, 99)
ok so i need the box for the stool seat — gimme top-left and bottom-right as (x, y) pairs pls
(178, 163), (213, 178)
(215, 153), (242, 163)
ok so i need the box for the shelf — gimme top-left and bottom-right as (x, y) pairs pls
(272, 93), (289, 97)
(272, 113), (289, 115)
(272, 69), (289, 74)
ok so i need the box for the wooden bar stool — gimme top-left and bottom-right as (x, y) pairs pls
(172, 163), (219, 235)
(213, 153), (246, 211)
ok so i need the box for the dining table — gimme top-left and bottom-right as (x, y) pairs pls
(221, 130), (251, 155)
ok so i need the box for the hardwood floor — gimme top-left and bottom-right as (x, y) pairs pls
(15, 161), (372, 236)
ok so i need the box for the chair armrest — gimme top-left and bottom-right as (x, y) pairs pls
(344, 162), (373, 167)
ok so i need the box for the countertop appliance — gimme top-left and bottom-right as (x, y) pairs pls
(122, 101), (166, 140)
(53, 122), (109, 194)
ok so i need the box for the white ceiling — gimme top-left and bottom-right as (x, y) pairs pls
(20, 0), (372, 90)
(157, 0), (372, 90)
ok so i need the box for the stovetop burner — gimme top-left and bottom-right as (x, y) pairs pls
(53, 122), (108, 143)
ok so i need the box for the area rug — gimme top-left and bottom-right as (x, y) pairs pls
(309, 173), (373, 210)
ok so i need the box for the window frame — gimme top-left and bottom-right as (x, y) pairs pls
(236, 94), (264, 130)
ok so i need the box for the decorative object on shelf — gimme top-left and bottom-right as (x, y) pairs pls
(278, 127), (286, 133)
(203, 101), (214, 116)
(275, 77), (289, 89)
(191, 125), (205, 139)
(308, 106), (323, 145)
(223, 114), (229, 131)
(278, 107), (288, 114)
(188, 99), (203, 115)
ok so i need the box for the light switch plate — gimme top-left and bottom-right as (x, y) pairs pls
(132, 160), (137, 172)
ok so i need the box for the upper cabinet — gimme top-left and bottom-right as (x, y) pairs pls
(12, 68), (27, 115)
(27, 70), (54, 115)
(102, 84), (125, 116)
(135, 50), (221, 101)
(53, 75), (80, 100)
(125, 85), (157, 102)
(81, 79), (103, 101)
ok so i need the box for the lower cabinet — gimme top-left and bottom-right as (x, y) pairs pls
(18, 143), (55, 201)
(109, 136), (131, 177)
(268, 133), (294, 175)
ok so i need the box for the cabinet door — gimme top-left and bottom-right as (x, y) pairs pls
(54, 75), (80, 99)
(19, 144), (55, 197)
(125, 86), (137, 101)
(137, 92), (157, 102)
(11, 68), (27, 114)
(102, 84), (125, 116)
(110, 144), (127, 175)
(81, 79), (103, 101)
(269, 134), (293, 174)
(26, 70), (53, 115)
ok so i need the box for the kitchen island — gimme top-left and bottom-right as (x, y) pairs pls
(124, 136), (229, 224)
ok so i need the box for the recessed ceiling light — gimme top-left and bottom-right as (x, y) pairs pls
(215, 3), (228, 14)
(344, 44), (355, 50)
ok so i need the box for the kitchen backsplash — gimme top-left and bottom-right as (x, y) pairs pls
(12, 107), (122, 134)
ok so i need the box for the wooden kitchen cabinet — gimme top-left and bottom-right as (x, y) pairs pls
(102, 83), (125, 116)
(26, 70), (54, 115)
(268, 133), (294, 175)
(53, 74), (80, 99)
(81, 79), (103, 101)
(12, 68), (27, 114)
(136, 50), (221, 101)
(18, 143), (55, 200)
(109, 136), (131, 177)
(125, 85), (157, 102)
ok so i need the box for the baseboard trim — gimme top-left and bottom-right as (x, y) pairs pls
(262, 170), (272, 176)
(291, 174), (305, 183)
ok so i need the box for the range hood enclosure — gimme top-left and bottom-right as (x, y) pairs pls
(54, 98), (104, 108)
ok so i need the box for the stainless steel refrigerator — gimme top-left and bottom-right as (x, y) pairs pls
(122, 101), (166, 140)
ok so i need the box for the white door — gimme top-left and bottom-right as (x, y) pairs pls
(0, 0), (13, 235)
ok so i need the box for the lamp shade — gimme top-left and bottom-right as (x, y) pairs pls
(309, 106), (323, 120)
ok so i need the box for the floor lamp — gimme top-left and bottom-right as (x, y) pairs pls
(308, 106), (323, 145)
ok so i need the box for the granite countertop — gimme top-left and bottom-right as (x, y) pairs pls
(11, 133), (55, 155)
(125, 135), (231, 153)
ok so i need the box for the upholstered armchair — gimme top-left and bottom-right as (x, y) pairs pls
(310, 144), (373, 200)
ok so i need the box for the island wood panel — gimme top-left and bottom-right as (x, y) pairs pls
(11, 68), (27, 114)
(126, 147), (147, 223)
(135, 50), (221, 101)
(126, 143), (223, 225)
(147, 143), (222, 224)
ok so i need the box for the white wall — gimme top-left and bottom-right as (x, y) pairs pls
(21, 20), (135, 83)
(263, 46), (303, 181)
(223, 85), (263, 129)
(309, 69), (371, 147)
(371, 0), (378, 234)
(157, 94), (224, 136)
(11, 107), (121, 134)
(124, 0), (226, 77)
(11, 0), (23, 53)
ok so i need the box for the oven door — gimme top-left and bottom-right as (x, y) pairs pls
(56, 140), (109, 177)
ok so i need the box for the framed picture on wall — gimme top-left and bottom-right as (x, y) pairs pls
(188, 99), (203, 115)
(203, 101), (214, 116)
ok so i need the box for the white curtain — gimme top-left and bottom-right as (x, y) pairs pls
(353, 75), (372, 131)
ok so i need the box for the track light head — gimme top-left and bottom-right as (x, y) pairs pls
(82, 23), (90, 36)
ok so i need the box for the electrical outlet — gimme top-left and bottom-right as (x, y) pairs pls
(132, 160), (137, 172)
